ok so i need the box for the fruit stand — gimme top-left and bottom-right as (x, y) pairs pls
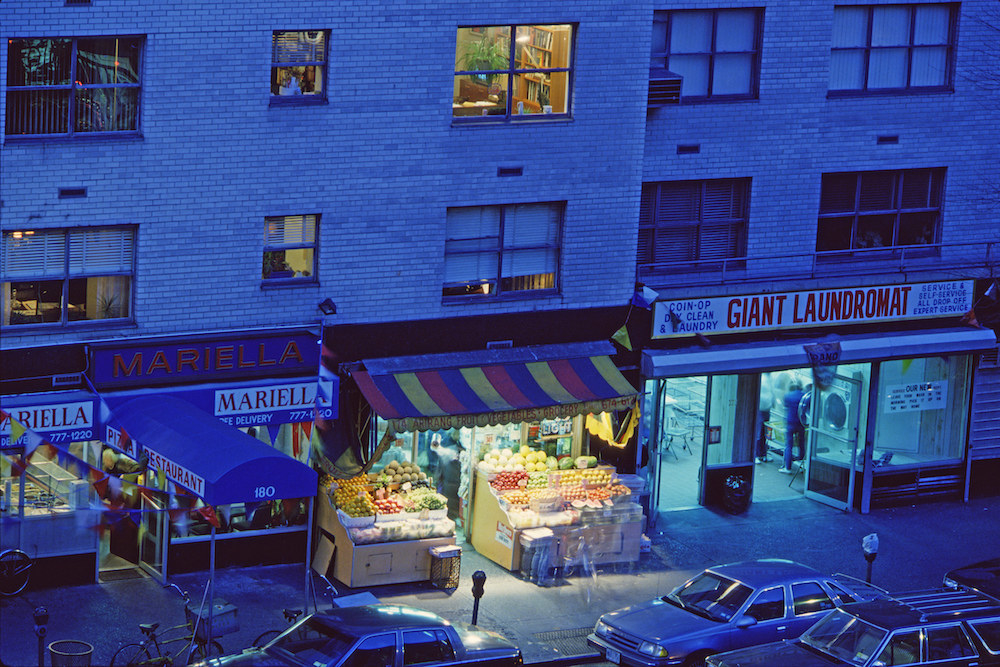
(313, 472), (457, 588)
(469, 447), (644, 575)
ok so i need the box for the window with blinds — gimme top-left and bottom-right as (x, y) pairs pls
(263, 214), (317, 282)
(651, 9), (761, 101)
(5, 37), (142, 137)
(443, 203), (561, 299)
(817, 168), (944, 253)
(829, 4), (956, 93)
(271, 31), (328, 99)
(638, 179), (749, 272)
(1, 227), (134, 326)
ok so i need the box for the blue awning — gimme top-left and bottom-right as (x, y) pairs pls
(112, 395), (317, 506)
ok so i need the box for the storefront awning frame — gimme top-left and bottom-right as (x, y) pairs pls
(642, 327), (998, 378)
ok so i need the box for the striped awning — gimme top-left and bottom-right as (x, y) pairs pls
(352, 341), (638, 431)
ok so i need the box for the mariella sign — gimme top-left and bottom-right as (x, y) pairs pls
(91, 333), (318, 388)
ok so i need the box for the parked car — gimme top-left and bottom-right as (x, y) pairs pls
(944, 556), (1000, 600)
(192, 604), (522, 667)
(587, 558), (885, 667)
(705, 587), (1000, 667)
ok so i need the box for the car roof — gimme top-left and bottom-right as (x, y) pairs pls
(946, 557), (1000, 598)
(845, 588), (1000, 629)
(707, 559), (822, 588)
(311, 605), (450, 637)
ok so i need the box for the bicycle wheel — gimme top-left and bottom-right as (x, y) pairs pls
(110, 643), (153, 667)
(183, 640), (224, 665)
(253, 629), (282, 647)
(0, 549), (32, 596)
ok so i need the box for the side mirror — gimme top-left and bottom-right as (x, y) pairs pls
(735, 616), (757, 629)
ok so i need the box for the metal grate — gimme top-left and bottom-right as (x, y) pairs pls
(532, 627), (595, 657)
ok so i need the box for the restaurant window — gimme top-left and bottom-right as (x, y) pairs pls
(5, 37), (142, 136)
(651, 8), (762, 101)
(817, 168), (943, 254)
(2, 227), (134, 326)
(638, 179), (749, 272)
(829, 4), (956, 94)
(873, 355), (971, 466)
(453, 24), (573, 120)
(443, 202), (561, 299)
(271, 30), (328, 100)
(262, 214), (317, 283)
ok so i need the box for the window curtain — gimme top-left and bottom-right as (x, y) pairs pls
(69, 228), (133, 319)
(501, 203), (558, 284)
(444, 207), (501, 287)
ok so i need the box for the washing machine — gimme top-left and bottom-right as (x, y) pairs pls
(803, 372), (862, 458)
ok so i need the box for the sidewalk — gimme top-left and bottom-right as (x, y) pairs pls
(2, 494), (998, 667)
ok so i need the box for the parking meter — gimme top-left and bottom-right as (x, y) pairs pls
(33, 606), (49, 666)
(471, 570), (486, 625)
(862, 533), (879, 583)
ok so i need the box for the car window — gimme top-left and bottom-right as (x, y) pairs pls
(745, 586), (785, 621)
(669, 571), (753, 622)
(969, 618), (1000, 653)
(800, 608), (887, 663)
(270, 618), (354, 664)
(403, 629), (455, 665)
(875, 630), (920, 666)
(926, 624), (976, 661)
(791, 581), (835, 616)
(340, 633), (396, 667)
(827, 581), (857, 604)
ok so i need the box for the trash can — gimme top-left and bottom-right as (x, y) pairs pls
(429, 545), (461, 590)
(48, 640), (94, 667)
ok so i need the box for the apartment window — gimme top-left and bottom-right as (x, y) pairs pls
(271, 31), (328, 100)
(638, 179), (749, 271)
(2, 227), (134, 326)
(651, 9), (762, 100)
(817, 168), (943, 252)
(453, 25), (573, 120)
(263, 215), (317, 282)
(443, 203), (561, 299)
(830, 4), (956, 93)
(5, 37), (141, 136)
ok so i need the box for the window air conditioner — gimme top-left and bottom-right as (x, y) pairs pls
(648, 68), (682, 107)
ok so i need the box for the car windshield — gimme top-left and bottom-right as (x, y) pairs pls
(799, 608), (888, 665)
(267, 617), (354, 664)
(665, 571), (753, 622)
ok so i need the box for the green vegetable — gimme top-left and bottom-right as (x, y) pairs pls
(558, 456), (574, 470)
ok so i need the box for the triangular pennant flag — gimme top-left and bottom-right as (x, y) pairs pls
(266, 423), (281, 445)
(9, 419), (26, 446)
(960, 308), (981, 328)
(301, 422), (313, 440)
(198, 505), (220, 528)
(612, 323), (633, 351)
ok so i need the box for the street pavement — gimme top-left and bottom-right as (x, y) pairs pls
(2, 493), (999, 666)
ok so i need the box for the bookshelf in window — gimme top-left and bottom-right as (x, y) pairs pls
(513, 26), (569, 114)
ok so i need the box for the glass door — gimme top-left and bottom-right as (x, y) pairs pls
(138, 487), (167, 582)
(699, 375), (756, 511)
(803, 370), (865, 510)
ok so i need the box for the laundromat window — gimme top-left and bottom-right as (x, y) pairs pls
(873, 355), (971, 466)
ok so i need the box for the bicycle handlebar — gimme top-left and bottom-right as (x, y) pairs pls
(164, 582), (191, 603)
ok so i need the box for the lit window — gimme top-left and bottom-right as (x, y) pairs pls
(638, 179), (749, 273)
(5, 37), (142, 136)
(651, 9), (762, 101)
(817, 168), (943, 253)
(454, 25), (573, 120)
(829, 4), (956, 93)
(271, 31), (328, 100)
(2, 227), (134, 326)
(443, 203), (561, 299)
(263, 215), (317, 282)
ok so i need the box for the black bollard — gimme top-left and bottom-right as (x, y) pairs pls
(470, 570), (486, 625)
(33, 606), (49, 667)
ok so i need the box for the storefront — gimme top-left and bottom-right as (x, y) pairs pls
(88, 329), (330, 579)
(641, 280), (997, 516)
(315, 338), (647, 583)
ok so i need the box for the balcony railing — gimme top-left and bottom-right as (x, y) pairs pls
(638, 241), (999, 288)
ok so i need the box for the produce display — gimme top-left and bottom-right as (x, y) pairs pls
(477, 446), (557, 474)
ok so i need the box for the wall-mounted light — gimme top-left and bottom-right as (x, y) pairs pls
(318, 298), (337, 315)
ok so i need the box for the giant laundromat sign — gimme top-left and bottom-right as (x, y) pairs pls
(651, 280), (974, 339)
(91, 333), (318, 388)
(1, 399), (96, 448)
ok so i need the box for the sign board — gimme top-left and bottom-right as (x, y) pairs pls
(652, 281), (974, 339)
(1, 399), (96, 448)
(884, 381), (948, 413)
(495, 521), (514, 548)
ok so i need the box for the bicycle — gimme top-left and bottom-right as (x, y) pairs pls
(0, 549), (33, 596)
(251, 573), (340, 647)
(110, 583), (226, 666)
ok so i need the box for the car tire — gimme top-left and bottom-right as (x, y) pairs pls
(683, 651), (714, 667)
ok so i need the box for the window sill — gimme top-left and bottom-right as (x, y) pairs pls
(826, 87), (953, 99)
(261, 278), (318, 290)
(451, 113), (572, 126)
(268, 96), (329, 108)
(2, 318), (136, 332)
(442, 289), (559, 305)
(3, 132), (143, 145)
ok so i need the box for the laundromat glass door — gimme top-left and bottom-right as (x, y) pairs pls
(803, 369), (866, 510)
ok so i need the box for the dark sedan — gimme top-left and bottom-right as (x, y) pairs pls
(944, 556), (1000, 600)
(193, 604), (522, 667)
(587, 558), (886, 667)
(706, 588), (1000, 667)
